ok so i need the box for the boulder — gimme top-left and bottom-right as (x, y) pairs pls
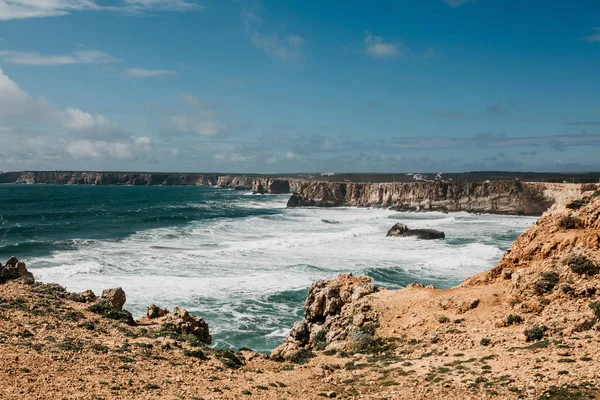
(272, 274), (378, 358)
(154, 307), (212, 345)
(78, 290), (97, 303)
(146, 304), (169, 319)
(386, 223), (445, 240)
(100, 287), (126, 311)
(0, 257), (35, 284)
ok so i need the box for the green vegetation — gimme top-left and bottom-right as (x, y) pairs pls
(566, 254), (598, 276)
(524, 325), (547, 342)
(558, 215), (582, 230)
(535, 272), (560, 294)
(506, 314), (524, 325)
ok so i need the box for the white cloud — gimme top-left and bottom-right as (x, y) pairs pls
(120, 0), (201, 13)
(0, 0), (202, 20)
(286, 151), (300, 161)
(0, 68), (152, 163)
(364, 31), (399, 58)
(162, 94), (226, 137)
(124, 68), (176, 78)
(63, 108), (113, 131)
(242, 3), (305, 62)
(0, 49), (119, 66)
(0, 67), (35, 116)
(66, 137), (151, 160)
(0, 0), (97, 20)
(442, 0), (476, 7)
(582, 27), (600, 43)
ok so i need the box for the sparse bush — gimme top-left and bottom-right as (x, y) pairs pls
(480, 338), (491, 346)
(558, 215), (582, 229)
(287, 348), (315, 365)
(438, 316), (450, 323)
(88, 301), (135, 326)
(589, 301), (600, 319)
(535, 271), (560, 294)
(506, 314), (524, 325)
(312, 329), (328, 351)
(566, 254), (598, 276)
(214, 349), (245, 369)
(183, 348), (207, 359)
(524, 325), (547, 342)
(575, 319), (596, 332)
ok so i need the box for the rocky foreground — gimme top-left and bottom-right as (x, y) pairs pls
(2, 188), (600, 399)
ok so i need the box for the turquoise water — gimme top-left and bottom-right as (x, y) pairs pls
(0, 184), (536, 351)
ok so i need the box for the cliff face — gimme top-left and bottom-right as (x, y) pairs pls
(14, 171), (219, 186)
(287, 180), (585, 215)
(8, 171), (301, 193)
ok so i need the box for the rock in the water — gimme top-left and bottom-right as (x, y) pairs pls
(101, 287), (126, 310)
(386, 223), (445, 240)
(0, 257), (35, 284)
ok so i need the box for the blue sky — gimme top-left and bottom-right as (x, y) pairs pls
(0, 0), (599, 173)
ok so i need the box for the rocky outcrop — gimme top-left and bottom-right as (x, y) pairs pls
(288, 180), (584, 215)
(0, 256), (34, 284)
(142, 306), (212, 345)
(465, 186), (600, 287)
(216, 175), (255, 190)
(100, 287), (126, 310)
(252, 178), (292, 194)
(272, 274), (378, 358)
(386, 223), (445, 239)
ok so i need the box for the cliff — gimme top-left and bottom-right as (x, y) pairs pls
(288, 180), (587, 215)
(4, 171), (299, 193)
(14, 171), (220, 186)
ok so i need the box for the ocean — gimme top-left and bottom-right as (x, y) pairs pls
(0, 184), (536, 352)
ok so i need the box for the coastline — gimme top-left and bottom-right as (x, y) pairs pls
(1, 186), (600, 398)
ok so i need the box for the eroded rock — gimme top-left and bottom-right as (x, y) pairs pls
(272, 274), (378, 358)
(386, 223), (445, 240)
(0, 257), (34, 284)
(101, 287), (126, 311)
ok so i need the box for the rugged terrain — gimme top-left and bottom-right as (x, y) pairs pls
(288, 181), (587, 215)
(2, 186), (600, 399)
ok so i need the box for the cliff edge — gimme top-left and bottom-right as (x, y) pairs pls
(288, 180), (586, 215)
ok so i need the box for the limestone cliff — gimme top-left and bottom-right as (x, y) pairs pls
(6, 171), (301, 193)
(14, 171), (220, 186)
(288, 180), (585, 215)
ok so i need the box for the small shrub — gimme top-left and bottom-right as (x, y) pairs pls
(313, 329), (328, 351)
(524, 325), (547, 342)
(88, 301), (135, 326)
(506, 314), (524, 325)
(183, 348), (207, 360)
(589, 301), (600, 319)
(78, 321), (96, 330)
(535, 271), (560, 294)
(438, 316), (450, 323)
(566, 199), (587, 210)
(566, 254), (598, 276)
(558, 215), (582, 229)
(287, 348), (315, 365)
(480, 338), (491, 346)
(214, 349), (244, 369)
(575, 319), (596, 332)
